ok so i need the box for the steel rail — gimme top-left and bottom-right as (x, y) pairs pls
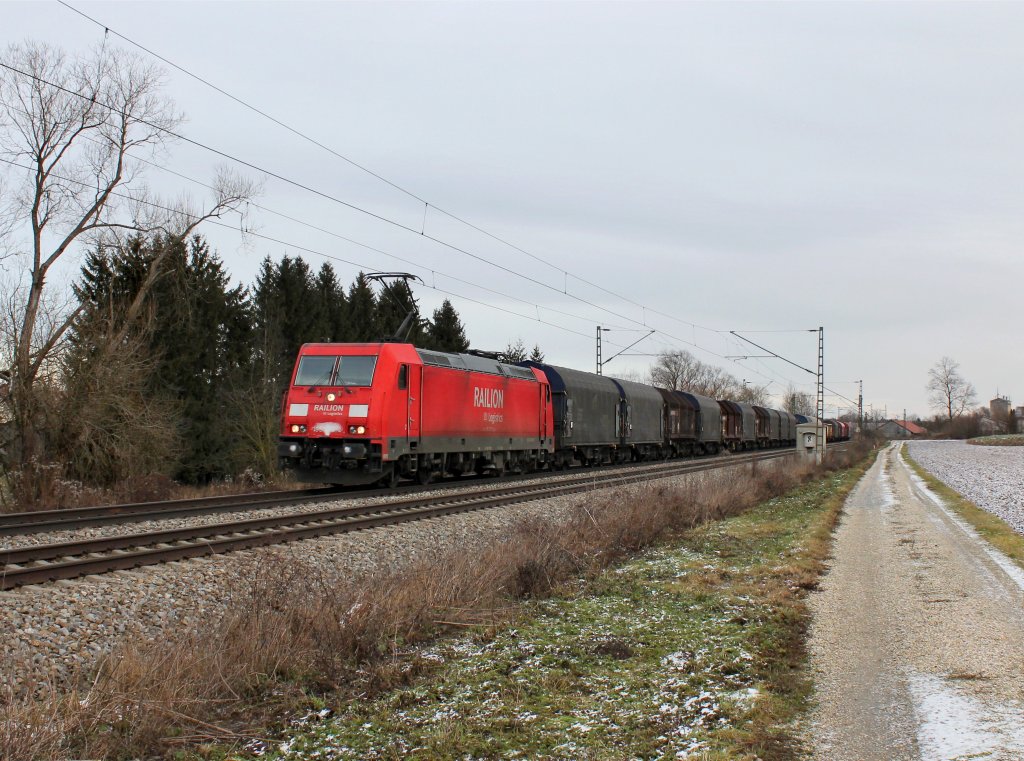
(0, 487), (341, 535)
(0, 449), (796, 591)
(0, 443), (822, 537)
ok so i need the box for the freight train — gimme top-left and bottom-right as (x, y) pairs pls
(277, 342), (848, 486)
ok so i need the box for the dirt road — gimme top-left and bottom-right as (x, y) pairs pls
(806, 443), (1024, 760)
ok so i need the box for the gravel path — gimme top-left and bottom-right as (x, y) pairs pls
(0, 459), (762, 692)
(907, 440), (1024, 534)
(806, 443), (1024, 760)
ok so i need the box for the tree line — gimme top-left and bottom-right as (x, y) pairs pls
(647, 349), (778, 408)
(2, 233), (472, 501)
(0, 41), (557, 506)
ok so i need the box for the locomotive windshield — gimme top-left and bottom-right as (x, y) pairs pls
(293, 355), (377, 387)
(337, 355), (377, 386)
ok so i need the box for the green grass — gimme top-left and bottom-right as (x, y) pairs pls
(254, 464), (869, 761)
(966, 434), (1024, 446)
(902, 447), (1024, 571)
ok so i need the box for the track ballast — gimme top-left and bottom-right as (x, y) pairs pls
(0, 449), (801, 590)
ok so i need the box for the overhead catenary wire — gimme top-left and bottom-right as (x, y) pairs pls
(730, 329), (860, 409)
(2, 39), (823, 395)
(0, 95), (643, 336)
(2, 12), (873, 407)
(0, 58), (663, 336)
(0, 150), (789, 388)
(0, 155), (613, 346)
(0, 58), (806, 391)
(54, 0), (723, 336)
(1, 117), (793, 392)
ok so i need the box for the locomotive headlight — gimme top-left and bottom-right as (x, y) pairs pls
(327, 393), (336, 402)
(290, 424), (307, 434)
(348, 425), (366, 434)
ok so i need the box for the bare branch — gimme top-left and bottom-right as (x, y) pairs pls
(0, 40), (255, 478)
(927, 356), (977, 421)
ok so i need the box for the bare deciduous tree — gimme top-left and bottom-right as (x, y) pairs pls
(781, 383), (815, 416)
(648, 348), (763, 402)
(729, 382), (771, 406)
(0, 41), (257, 483)
(927, 356), (976, 421)
(609, 368), (649, 385)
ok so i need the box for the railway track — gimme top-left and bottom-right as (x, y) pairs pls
(0, 486), (344, 536)
(0, 449), (800, 591)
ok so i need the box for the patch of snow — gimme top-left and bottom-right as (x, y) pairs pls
(901, 457), (1024, 594)
(907, 671), (1024, 760)
(662, 651), (691, 670)
(728, 687), (759, 707)
(907, 440), (1024, 534)
(878, 465), (897, 513)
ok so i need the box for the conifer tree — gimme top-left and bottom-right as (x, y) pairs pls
(501, 338), (529, 363)
(428, 299), (470, 352)
(346, 272), (378, 341)
(529, 344), (545, 363)
(71, 234), (252, 483)
(313, 262), (347, 341)
(252, 255), (319, 389)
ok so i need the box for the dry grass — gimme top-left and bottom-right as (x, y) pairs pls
(1, 447), (872, 760)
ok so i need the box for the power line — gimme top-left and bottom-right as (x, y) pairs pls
(0, 155), (620, 346)
(730, 329), (860, 408)
(1, 60), (805, 388)
(56, 0), (429, 208)
(55, 0), (722, 335)
(1, 148), (791, 389)
(0, 57), (663, 335)
(1, 102), (641, 335)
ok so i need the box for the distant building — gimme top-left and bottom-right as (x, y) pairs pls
(991, 396), (1011, 420)
(986, 395), (1013, 433)
(877, 419), (927, 439)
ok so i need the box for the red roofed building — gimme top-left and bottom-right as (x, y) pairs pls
(877, 419), (927, 439)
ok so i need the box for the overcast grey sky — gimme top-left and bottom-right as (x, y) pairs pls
(5, 0), (1023, 418)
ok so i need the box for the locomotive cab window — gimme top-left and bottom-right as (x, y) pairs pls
(294, 355), (337, 387)
(336, 355), (377, 386)
(293, 355), (378, 387)
(397, 364), (408, 390)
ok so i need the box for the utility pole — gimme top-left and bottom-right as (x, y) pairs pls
(816, 326), (824, 464)
(597, 327), (654, 376)
(858, 380), (863, 435)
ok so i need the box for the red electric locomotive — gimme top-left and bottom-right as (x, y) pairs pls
(278, 343), (555, 486)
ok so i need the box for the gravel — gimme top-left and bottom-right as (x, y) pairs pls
(1, 458), (767, 691)
(806, 444), (1024, 759)
(906, 440), (1024, 534)
(0, 458), (722, 551)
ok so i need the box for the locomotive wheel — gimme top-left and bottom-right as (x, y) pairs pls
(416, 468), (433, 486)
